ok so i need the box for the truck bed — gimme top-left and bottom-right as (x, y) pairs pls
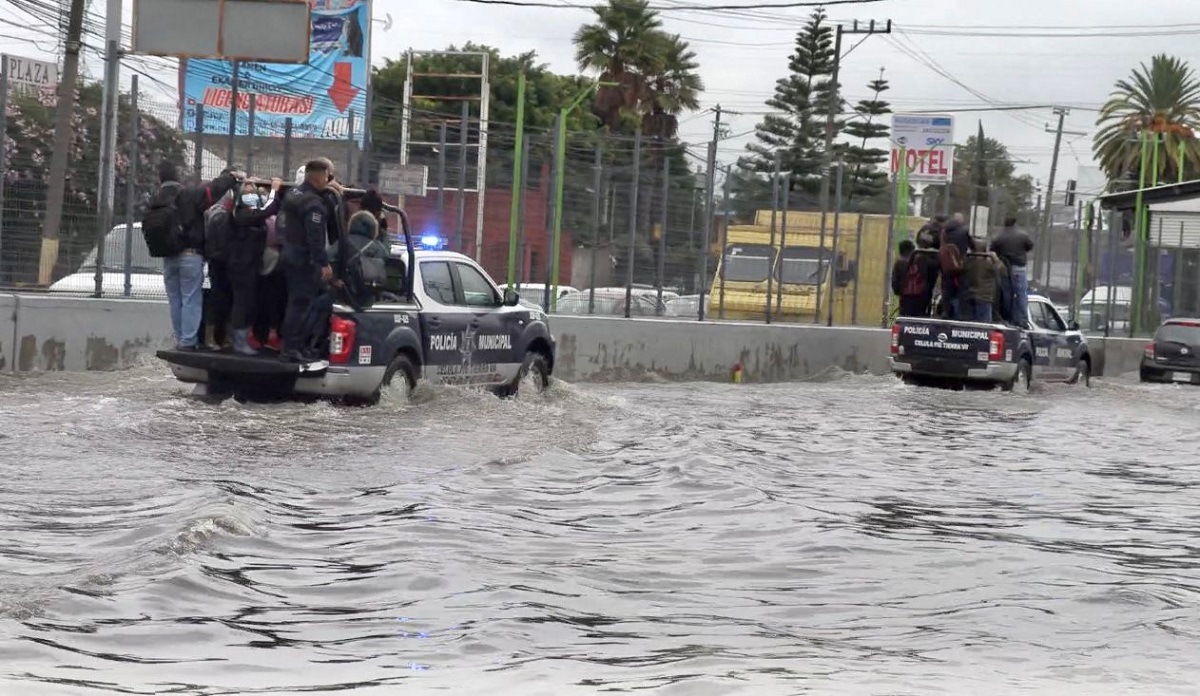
(890, 317), (1022, 383)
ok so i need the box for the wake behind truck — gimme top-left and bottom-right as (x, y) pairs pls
(889, 293), (1093, 390)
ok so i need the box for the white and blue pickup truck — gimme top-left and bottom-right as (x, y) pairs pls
(889, 293), (1093, 391)
(157, 211), (555, 404)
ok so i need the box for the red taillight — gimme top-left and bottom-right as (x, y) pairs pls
(329, 315), (357, 364)
(1144, 342), (1155, 359)
(890, 323), (900, 354)
(988, 330), (1004, 362)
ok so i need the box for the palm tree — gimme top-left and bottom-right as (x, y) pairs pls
(1093, 54), (1200, 187)
(573, 0), (663, 131)
(574, 0), (704, 288)
(640, 33), (703, 139)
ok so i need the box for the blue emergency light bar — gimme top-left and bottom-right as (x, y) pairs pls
(419, 234), (444, 249)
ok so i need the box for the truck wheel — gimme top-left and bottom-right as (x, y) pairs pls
(1002, 357), (1032, 393)
(372, 352), (417, 404)
(1067, 358), (1091, 387)
(497, 351), (551, 398)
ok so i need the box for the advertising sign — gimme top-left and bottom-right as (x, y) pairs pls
(379, 164), (429, 197)
(3, 54), (58, 96)
(181, 0), (369, 143)
(889, 114), (955, 183)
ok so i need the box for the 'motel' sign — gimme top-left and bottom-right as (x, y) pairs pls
(889, 114), (955, 182)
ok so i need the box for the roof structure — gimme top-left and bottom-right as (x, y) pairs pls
(1097, 179), (1200, 210)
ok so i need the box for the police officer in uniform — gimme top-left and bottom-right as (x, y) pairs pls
(279, 159), (335, 361)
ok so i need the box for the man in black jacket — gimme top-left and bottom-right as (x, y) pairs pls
(278, 159), (335, 361)
(156, 162), (239, 350)
(989, 216), (1034, 327)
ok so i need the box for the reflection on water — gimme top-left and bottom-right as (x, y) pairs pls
(2, 368), (1200, 694)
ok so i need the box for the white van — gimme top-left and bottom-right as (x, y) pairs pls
(48, 223), (206, 298)
(1076, 286), (1131, 334)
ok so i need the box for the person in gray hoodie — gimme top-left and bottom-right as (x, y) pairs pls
(329, 210), (390, 310)
(989, 216), (1034, 327)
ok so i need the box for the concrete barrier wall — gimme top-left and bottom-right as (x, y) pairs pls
(550, 316), (890, 382)
(0, 292), (1146, 383)
(1, 294), (16, 372)
(4, 294), (172, 372)
(1093, 337), (1147, 379)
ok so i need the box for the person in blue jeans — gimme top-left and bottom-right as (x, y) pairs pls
(989, 216), (1034, 327)
(163, 250), (206, 349)
(154, 162), (240, 349)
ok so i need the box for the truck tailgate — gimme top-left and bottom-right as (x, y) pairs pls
(895, 320), (994, 375)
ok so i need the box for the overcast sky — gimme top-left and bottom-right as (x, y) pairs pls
(3, 0), (1198, 199)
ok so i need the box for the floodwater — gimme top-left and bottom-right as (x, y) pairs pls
(2, 367), (1199, 695)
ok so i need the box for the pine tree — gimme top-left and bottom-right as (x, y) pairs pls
(841, 69), (892, 207)
(737, 8), (840, 207)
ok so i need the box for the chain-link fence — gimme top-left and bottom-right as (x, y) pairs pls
(8, 77), (1169, 334)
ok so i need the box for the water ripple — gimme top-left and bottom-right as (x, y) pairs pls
(2, 368), (1200, 694)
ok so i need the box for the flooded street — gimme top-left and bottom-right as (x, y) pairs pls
(2, 367), (1200, 695)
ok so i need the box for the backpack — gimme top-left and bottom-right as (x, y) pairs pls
(141, 182), (184, 258)
(203, 199), (233, 263)
(938, 230), (963, 275)
(346, 241), (387, 289)
(901, 257), (928, 297)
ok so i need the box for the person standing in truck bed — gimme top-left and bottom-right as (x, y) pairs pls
(990, 216), (1034, 328)
(938, 217), (971, 319)
(895, 239), (940, 317)
(962, 238), (998, 323)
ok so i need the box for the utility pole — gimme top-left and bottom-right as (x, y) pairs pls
(39, 0), (87, 286)
(1037, 106), (1086, 287)
(697, 106), (723, 322)
(96, 0), (122, 250)
(818, 20), (892, 213)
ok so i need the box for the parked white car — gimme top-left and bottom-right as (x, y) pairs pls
(48, 223), (205, 298)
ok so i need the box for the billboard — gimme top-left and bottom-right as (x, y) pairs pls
(181, 0), (369, 144)
(889, 114), (955, 183)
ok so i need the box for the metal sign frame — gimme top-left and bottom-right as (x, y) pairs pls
(131, 0), (312, 64)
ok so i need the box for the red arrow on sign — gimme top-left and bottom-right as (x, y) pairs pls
(327, 62), (359, 113)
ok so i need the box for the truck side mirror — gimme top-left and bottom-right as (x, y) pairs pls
(503, 288), (520, 306)
(1069, 319), (1080, 332)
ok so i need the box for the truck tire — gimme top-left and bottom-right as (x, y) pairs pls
(496, 351), (551, 398)
(386, 352), (424, 396)
(354, 352), (417, 406)
(1067, 357), (1091, 387)
(1002, 357), (1032, 393)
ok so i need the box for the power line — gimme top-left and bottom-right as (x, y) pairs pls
(443, 0), (885, 8)
(901, 27), (1200, 38)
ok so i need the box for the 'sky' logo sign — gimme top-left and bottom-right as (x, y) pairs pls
(926, 137), (946, 146)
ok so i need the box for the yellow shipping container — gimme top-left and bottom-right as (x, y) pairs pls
(707, 209), (927, 325)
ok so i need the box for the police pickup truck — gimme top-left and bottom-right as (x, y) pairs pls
(888, 293), (1092, 391)
(157, 210), (555, 404)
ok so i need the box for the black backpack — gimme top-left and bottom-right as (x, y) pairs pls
(203, 200), (233, 262)
(141, 182), (184, 257)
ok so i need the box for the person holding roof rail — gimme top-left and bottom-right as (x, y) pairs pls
(989, 215), (1034, 328)
(278, 159), (335, 362)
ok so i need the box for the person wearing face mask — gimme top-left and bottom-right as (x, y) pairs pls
(227, 178), (283, 355)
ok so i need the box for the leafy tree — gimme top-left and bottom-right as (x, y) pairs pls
(841, 70), (891, 209)
(739, 8), (841, 208)
(1093, 54), (1200, 188)
(2, 81), (188, 283)
(935, 134), (1036, 226)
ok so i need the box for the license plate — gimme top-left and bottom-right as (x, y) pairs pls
(1173, 372), (1193, 383)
